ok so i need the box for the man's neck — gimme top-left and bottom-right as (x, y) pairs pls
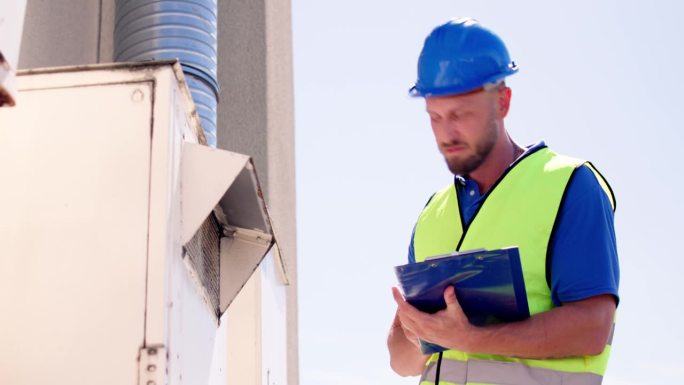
(468, 138), (523, 194)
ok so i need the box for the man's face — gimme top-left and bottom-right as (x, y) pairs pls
(425, 88), (505, 176)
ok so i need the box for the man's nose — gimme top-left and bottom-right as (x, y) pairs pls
(438, 123), (461, 143)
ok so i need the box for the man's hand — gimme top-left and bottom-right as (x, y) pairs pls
(392, 285), (616, 359)
(387, 288), (431, 377)
(392, 286), (475, 352)
(396, 316), (422, 349)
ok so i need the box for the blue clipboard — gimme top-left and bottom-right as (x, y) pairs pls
(394, 247), (530, 354)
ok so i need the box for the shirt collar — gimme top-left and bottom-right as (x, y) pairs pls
(453, 140), (547, 185)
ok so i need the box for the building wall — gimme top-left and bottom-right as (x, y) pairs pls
(18, 0), (102, 68)
(17, 1), (298, 384)
(216, 1), (298, 384)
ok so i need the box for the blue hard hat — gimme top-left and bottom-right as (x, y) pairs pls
(409, 18), (518, 97)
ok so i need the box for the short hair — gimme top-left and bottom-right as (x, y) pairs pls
(483, 79), (507, 91)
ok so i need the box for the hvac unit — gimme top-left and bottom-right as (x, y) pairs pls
(0, 62), (278, 385)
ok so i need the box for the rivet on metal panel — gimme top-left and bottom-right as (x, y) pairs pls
(139, 346), (166, 385)
(132, 89), (145, 102)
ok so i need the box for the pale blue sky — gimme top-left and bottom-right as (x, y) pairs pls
(292, 1), (684, 384)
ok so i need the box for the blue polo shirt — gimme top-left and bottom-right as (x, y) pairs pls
(408, 142), (620, 306)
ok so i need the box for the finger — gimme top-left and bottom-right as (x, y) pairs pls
(392, 286), (405, 306)
(393, 287), (422, 316)
(402, 321), (421, 339)
(444, 285), (459, 307)
(443, 286), (465, 319)
(402, 327), (423, 348)
(392, 287), (412, 312)
(397, 313), (421, 339)
(393, 287), (428, 321)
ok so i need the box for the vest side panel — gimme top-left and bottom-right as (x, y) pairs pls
(413, 184), (463, 262)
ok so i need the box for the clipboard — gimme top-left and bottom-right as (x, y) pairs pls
(394, 247), (530, 354)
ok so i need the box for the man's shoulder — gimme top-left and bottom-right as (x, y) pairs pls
(528, 145), (616, 210)
(542, 148), (614, 195)
(563, 163), (616, 212)
(572, 164), (604, 186)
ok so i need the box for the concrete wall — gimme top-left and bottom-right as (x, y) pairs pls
(217, 1), (298, 384)
(17, 1), (298, 384)
(19, 0), (102, 68)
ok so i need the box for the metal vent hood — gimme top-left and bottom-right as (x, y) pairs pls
(183, 140), (278, 312)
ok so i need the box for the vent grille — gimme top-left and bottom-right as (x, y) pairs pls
(183, 213), (221, 314)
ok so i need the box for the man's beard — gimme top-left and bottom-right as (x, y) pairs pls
(445, 118), (498, 176)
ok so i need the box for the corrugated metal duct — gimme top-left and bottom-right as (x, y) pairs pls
(114, 0), (219, 147)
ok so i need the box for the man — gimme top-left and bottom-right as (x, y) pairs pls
(387, 18), (619, 385)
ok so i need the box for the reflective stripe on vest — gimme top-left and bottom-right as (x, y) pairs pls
(412, 146), (615, 385)
(420, 358), (605, 385)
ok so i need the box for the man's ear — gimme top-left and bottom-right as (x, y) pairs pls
(498, 87), (512, 118)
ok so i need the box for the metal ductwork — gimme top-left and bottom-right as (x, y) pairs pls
(113, 0), (219, 147)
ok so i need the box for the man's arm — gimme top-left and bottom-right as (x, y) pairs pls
(393, 286), (615, 359)
(387, 310), (430, 376)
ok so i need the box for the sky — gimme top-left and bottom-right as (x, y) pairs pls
(292, 1), (684, 384)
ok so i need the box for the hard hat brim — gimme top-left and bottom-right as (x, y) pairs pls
(409, 66), (518, 98)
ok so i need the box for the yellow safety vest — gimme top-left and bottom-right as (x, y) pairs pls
(413, 147), (615, 385)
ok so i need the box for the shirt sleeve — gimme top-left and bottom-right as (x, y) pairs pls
(549, 164), (620, 306)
